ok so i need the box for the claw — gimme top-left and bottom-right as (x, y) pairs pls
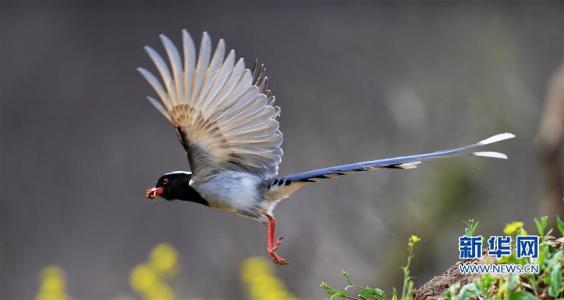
(273, 236), (285, 249)
(265, 215), (288, 265)
(268, 249), (288, 265)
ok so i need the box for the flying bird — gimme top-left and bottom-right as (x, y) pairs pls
(139, 31), (515, 265)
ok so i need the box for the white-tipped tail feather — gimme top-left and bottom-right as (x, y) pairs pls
(277, 132), (516, 186)
(478, 132), (516, 146)
(396, 161), (423, 169)
(472, 151), (508, 159)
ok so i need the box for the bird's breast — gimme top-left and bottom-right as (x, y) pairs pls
(190, 171), (264, 217)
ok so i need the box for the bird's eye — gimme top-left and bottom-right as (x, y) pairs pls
(163, 178), (169, 185)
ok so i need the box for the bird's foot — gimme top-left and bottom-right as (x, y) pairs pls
(268, 248), (288, 265)
(265, 215), (288, 265)
(268, 236), (287, 265)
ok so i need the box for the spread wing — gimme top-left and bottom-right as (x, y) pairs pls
(138, 31), (283, 179)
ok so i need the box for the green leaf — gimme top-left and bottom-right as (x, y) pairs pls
(508, 291), (539, 300)
(464, 219), (480, 236)
(548, 261), (562, 298)
(546, 251), (562, 268)
(476, 273), (494, 294)
(537, 243), (550, 266)
(557, 215), (564, 236)
(533, 216), (548, 236)
(359, 287), (386, 300)
(320, 282), (348, 299)
(507, 274), (519, 291)
(458, 283), (481, 300)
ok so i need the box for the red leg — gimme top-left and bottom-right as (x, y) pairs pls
(266, 215), (288, 265)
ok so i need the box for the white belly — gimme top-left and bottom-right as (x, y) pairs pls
(190, 171), (263, 214)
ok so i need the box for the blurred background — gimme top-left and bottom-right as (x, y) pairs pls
(1, 1), (563, 299)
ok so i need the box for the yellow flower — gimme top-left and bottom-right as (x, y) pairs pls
(36, 266), (69, 300)
(241, 257), (297, 300)
(504, 222), (524, 235)
(149, 243), (178, 276)
(129, 243), (180, 300)
(130, 264), (158, 292)
(143, 281), (175, 300)
(409, 235), (421, 244)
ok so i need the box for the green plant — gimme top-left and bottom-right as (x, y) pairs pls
(463, 219), (480, 237)
(320, 271), (387, 300)
(320, 235), (421, 300)
(444, 216), (563, 300)
(533, 216), (549, 236)
(321, 216), (563, 300)
(557, 215), (564, 236)
(401, 235), (420, 300)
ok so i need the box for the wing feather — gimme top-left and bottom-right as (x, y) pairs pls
(144, 46), (177, 105)
(192, 32), (212, 109)
(138, 67), (173, 110)
(201, 50), (235, 113)
(146, 96), (172, 122)
(160, 34), (184, 107)
(139, 31), (283, 179)
(182, 30), (196, 104)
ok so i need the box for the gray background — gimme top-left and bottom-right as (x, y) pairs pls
(1, 1), (562, 299)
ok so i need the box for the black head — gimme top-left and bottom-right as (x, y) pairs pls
(145, 171), (208, 206)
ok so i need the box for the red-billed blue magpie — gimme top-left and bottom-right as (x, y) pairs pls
(140, 31), (515, 265)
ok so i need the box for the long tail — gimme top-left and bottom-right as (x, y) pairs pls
(267, 133), (515, 197)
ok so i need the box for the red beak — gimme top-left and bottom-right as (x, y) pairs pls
(146, 187), (163, 201)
